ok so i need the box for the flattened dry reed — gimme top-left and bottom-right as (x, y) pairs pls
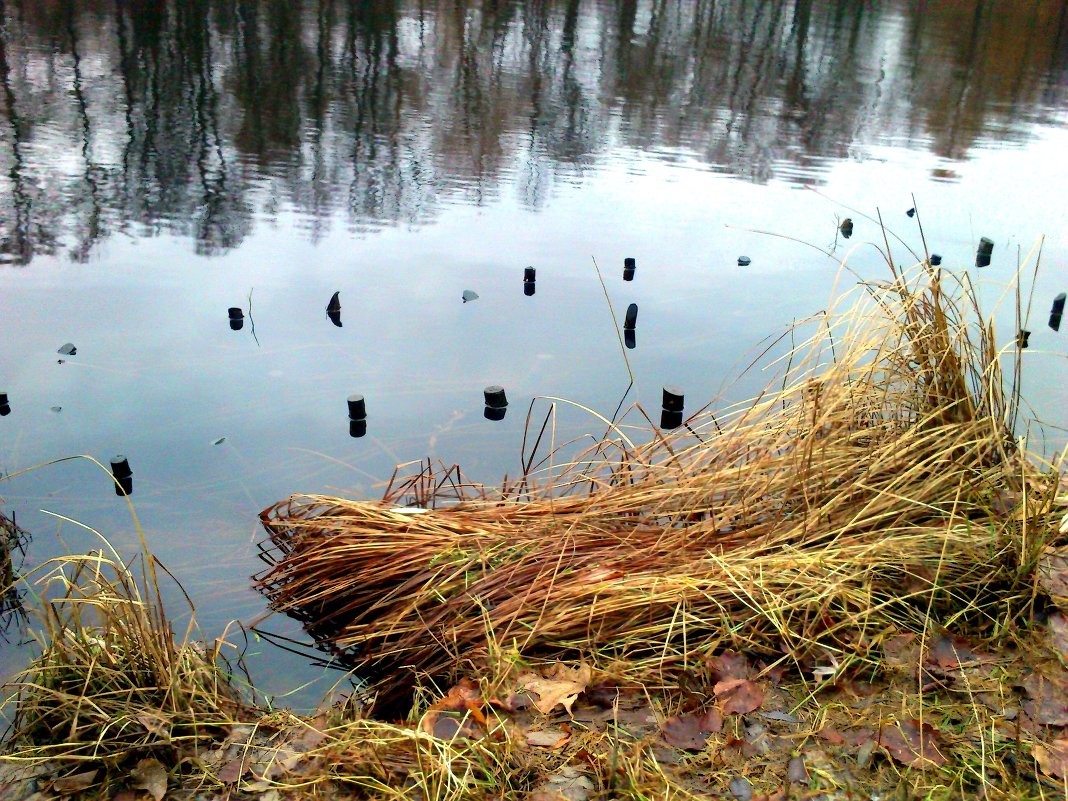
(255, 265), (1061, 699)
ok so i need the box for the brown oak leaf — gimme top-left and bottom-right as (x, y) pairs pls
(661, 712), (719, 751)
(517, 662), (592, 716)
(878, 720), (946, 769)
(708, 651), (750, 682)
(1049, 613), (1068, 662)
(714, 678), (764, 716)
(1033, 738), (1068, 779)
(1019, 673), (1068, 726)
(51, 771), (98, 795)
(927, 634), (991, 672)
(129, 758), (167, 801)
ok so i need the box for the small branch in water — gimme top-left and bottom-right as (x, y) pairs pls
(247, 287), (260, 347)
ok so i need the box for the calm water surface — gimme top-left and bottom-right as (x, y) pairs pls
(2, 0), (1067, 703)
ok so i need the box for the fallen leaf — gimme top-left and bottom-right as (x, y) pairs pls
(129, 758), (167, 801)
(586, 684), (619, 708)
(539, 766), (594, 801)
(1033, 738), (1068, 779)
(1039, 547), (1068, 600)
(787, 755), (807, 784)
(714, 678), (764, 716)
(729, 776), (753, 801)
(51, 771), (98, 794)
(525, 729), (570, 748)
(492, 691), (533, 712)
(661, 715), (709, 750)
(878, 720), (946, 769)
(422, 678), (487, 737)
(1049, 613), (1068, 661)
(927, 634), (991, 672)
(708, 650), (750, 682)
(518, 663), (591, 716)
(661, 708), (722, 750)
(111, 792), (138, 801)
(135, 711), (168, 736)
(883, 633), (919, 669)
(700, 708), (723, 733)
(818, 726), (845, 745)
(841, 726), (876, 748)
(1019, 673), (1068, 726)
(217, 756), (251, 784)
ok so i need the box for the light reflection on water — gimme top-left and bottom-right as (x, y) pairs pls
(1, 0), (1067, 705)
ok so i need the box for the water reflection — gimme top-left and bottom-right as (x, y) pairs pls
(0, 509), (28, 643)
(0, 0), (1065, 265)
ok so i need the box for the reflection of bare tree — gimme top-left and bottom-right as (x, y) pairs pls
(0, 0), (1065, 264)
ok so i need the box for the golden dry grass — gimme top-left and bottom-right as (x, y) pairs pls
(2, 546), (250, 767)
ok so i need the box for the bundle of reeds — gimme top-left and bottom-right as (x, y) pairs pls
(255, 263), (1061, 704)
(4, 549), (248, 765)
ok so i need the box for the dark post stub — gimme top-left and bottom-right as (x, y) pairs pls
(228, 307), (244, 330)
(623, 257), (636, 282)
(976, 238), (994, 268)
(110, 455), (133, 496)
(347, 394), (366, 420)
(484, 386), (508, 408)
(930, 254), (942, 266)
(624, 303), (638, 330)
(0, 391), (9, 416)
(1050, 293), (1065, 331)
(839, 218), (853, 238)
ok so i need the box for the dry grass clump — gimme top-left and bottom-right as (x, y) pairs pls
(3, 548), (249, 767)
(255, 262), (1063, 706)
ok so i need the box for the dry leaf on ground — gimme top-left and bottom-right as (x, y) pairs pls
(1019, 673), (1068, 726)
(661, 710), (722, 751)
(1049, 613), (1068, 662)
(525, 728), (570, 748)
(217, 756), (251, 784)
(530, 766), (594, 801)
(1033, 738), (1068, 779)
(1039, 548), (1068, 601)
(927, 634), (991, 672)
(878, 720), (946, 769)
(518, 662), (592, 715)
(422, 677), (487, 738)
(708, 650), (751, 682)
(129, 758), (167, 801)
(50, 771), (98, 795)
(883, 633), (920, 669)
(715, 678), (765, 715)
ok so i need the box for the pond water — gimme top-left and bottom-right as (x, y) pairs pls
(2, 0), (1067, 705)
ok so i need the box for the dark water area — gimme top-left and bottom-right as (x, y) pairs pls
(2, 0), (1067, 705)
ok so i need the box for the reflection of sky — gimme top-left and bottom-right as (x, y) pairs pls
(3, 124), (1067, 704)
